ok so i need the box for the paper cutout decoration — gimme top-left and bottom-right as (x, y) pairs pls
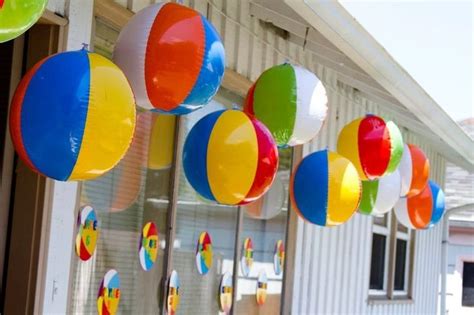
(167, 270), (180, 315)
(139, 221), (159, 271)
(395, 180), (445, 230)
(244, 63), (328, 147)
(256, 270), (268, 306)
(219, 272), (233, 314)
(0, 0), (48, 43)
(273, 240), (285, 276)
(114, 2), (225, 114)
(9, 49), (136, 181)
(241, 237), (254, 277)
(75, 205), (99, 261)
(337, 115), (404, 180)
(359, 170), (402, 216)
(183, 110), (279, 205)
(97, 269), (121, 315)
(195, 231), (213, 275)
(148, 114), (176, 170)
(244, 175), (285, 220)
(398, 143), (430, 197)
(291, 149), (361, 227)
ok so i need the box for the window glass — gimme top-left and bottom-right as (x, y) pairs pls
(369, 234), (387, 290)
(394, 239), (407, 291)
(462, 262), (474, 306)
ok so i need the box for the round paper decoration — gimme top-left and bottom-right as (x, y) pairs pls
(97, 269), (121, 315)
(195, 231), (213, 275)
(337, 115), (404, 180)
(9, 49), (136, 181)
(256, 270), (268, 306)
(240, 237), (254, 277)
(398, 143), (430, 197)
(183, 109), (279, 205)
(113, 2), (225, 114)
(273, 240), (285, 276)
(244, 175), (285, 220)
(359, 170), (402, 216)
(291, 149), (361, 227)
(0, 0), (48, 43)
(139, 222), (159, 271)
(395, 180), (445, 229)
(219, 272), (233, 314)
(244, 63), (328, 147)
(75, 206), (98, 261)
(167, 270), (180, 315)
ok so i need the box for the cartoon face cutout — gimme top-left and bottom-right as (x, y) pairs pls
(219, 272), (233, 314)
(256, 270), (268, 306)
(167, 270), (180, 315)
(195, 231), (213, 275)
(240, 237), (254, 277)
(97, 269), (121, 315)
(273, 240), (285, 276)
(139, 221), (159, 271)
(75, 205), (98, 261)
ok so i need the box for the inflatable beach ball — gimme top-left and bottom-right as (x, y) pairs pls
(337, 115), (403, 180)
(394, 180), (445, 229)
(398, 143), (430, 197)
(291, 150), (361, 227)
(359, 170), (401, 216)
(10, 49), (136, 181)
(114, 2), (225, 114)
(183, 110), (278, 205)
(244, 63), (327, 147)
(0, 0), (47, 43)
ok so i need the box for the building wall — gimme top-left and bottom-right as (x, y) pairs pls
(446, 243), (474, 315)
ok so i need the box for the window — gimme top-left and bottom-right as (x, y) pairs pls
(462, 262), (474, 307)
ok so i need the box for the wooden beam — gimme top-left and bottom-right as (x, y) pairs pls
(94, 0), (133, 30)
(38, 10), (68, 26)
(221, 70), (253, 97)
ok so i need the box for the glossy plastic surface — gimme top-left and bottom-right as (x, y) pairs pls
(75, 206), (99, 261)
(244, 175), (284, 220)
(395, 183), (433, 229)
(398, 143), (430, 197)
(97, 269), (121, 315)
(195, 231), (213, 275)
(359, 170), (401, 216)
(0, 0), (47, 43)
(428, 181), (445, 227)
(139, 222), (159, 271)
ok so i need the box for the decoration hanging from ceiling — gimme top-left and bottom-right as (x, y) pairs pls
(195, 231), (213, 275)
(167, 270), (180, 315)
(139, 221), (159, 271)
(359, 170), (402, 216)
(256, 270), (268, 306)
(244, 63), (328, 147)
(9, 49), (136, 181)
(148, 114), (176, 170)
(398, 143), (430, 197)
(219, 272), (233, 314)
(244, 174), (285, 220)
(97, 269), (121, 315)
(183, 110), (279, 205)
(0, 0), (48, 43)
(337, 115), (404, 180)
(291, 149), (361, 227)
(241, 237), (254, 277)
(75, 205), (99, 261)
(273, 240), (285, 276)
(113, 2), (225, 114)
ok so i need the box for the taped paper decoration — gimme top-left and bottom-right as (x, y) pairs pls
(241, 237), (254, 277)
(395, 180), (445, 229)
(114, 2), (225, 114)
(273, 240), (285, 276)
(337, 115), (404, 180)
(148, 114), (176, 170)
(139, 222), (159, 271)
(75, 205), (99, 261)
(359, 170), (402, 216)
(167, 270), (180, 315)
(0, 0), (48, 43)
(219, 272), (233, 314)
(244, 63), (328, 147)
(9, 49), (136, 181)
(398, 143), (430, 197)
(183, 110), (279, 205)
(256, 270), (268, 306)
(291, 149), (361, 227)
(244, 175), (285, 220)
(195, 231), (213, 275)
(97, 269), (121, 315)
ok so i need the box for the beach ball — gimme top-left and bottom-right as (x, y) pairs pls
(113, 2), (225, 114)
(9, 49), (136, 181)
(195, 231), (213, 275)
(291, 149), (361, 227)
(183, 110), (279, 205)
(219, 272), (233, 314)
(241, 237), (254, 277)
(244, 63), (327, 147)
(167, 270), (180, 315)
(359, 170), (401, 216)
(75, 206), (99, 261)
(398, 143), (430, 197)
(394, 180), (445, 229)
(337, 115), (404, 180)
(0, 0), (47, 43)
(244, 175), (285, 220)
(97, 270), (121, 315)
(139, 222), (159, 271)
(256, 270), (268, 306)
(274, 240), (285, 276)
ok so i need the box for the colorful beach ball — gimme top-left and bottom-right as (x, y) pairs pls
(113, 2), (225, 114)
(139, 222), (159, 271)
(291, 150), (361, 227)
(167, 270), (180, 315)
(183, 110), (279, 205)
(256, 270), (268, 306)
(359, 170), (402, 216)
(337, 115), (404, 180)
(398, 143), (430, 197)
(244, 175), (285, 220)
(219, 272), (233, 314)
(75, 206), (99, 261)
(0, 0), (48, 43)
(97, 270), (121, 315)
(244, 63), (328, 147)
(10, 49), (136, 181)
(195, 231), (213, 275)
(394, 180), (445, 229)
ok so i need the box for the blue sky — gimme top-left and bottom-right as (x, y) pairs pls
(340, 0), (473, 121)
